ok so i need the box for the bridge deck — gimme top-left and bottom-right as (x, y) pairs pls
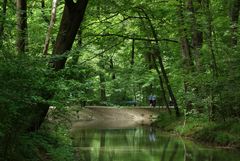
(84, 105), (173, 109)
(71, 106), (170, 129)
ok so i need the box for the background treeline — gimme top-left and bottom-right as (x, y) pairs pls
(0, 0), (240, 160)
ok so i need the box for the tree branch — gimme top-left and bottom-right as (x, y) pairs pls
(87, 33), (179, 43)
(82, 12), (120, 30)
(79, 40), (124, 65)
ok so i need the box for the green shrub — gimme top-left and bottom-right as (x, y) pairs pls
(0, 52), (75, 161)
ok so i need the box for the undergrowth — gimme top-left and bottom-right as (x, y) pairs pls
(155, 112), (240, 148)
(0, 124), (75, 161)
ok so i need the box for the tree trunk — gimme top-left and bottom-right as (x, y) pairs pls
(99, 46), (107, 103)
(178, 0), (192, 68)
(71, 26), (83, 65)
(205, 0), (218, 77)
(52, 0), (89, 70)
(27, 103), (50, 132)
(187, 0), (203, 69)
(151, 52), (171, 114)
(230, 0), (240, 47)
(137, 12), (169, 109)
(177, 0), (194, 111)
(16, 0), (27, 54)
(0, 0), (7, 47)
(139, 7), (180, 116)
(110, 57), (116, 80)
(41, 0), (50, 24)
(77, 26), (83, 47)
(177, 0), (192, 68)
(43, 0), (58, 55)
(204, 0), (218, 120)
(154, 49), (180, 116)
(131, 39), (135, 65)
(99, 73), (107, 103)
(29, 0), (88, 131)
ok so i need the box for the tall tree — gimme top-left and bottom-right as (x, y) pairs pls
(43, 0), (58, 55)
(187, 0), (203, 69)
(151, 52), (171, 115)
(52, 0), (89, 70)
(177, 0), (192, 70)
(29, 0), (89, 131)
(139, 7), (180, 116)
(177, 0), (194, 111)
(204, 0), (218, 77)
(109, 57), (116, 80)
(130, 39), (135, 65)
(16, 0), (27, 54)
(137, 12), (171, 114)
(134, 10), (170, 111)
(99, 54), (107, 103)
(204, 0), (218, 120)
(0, 0), (7, 47)
(230, 0), (240, 46)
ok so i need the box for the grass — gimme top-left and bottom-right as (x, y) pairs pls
(154, 112), (240, 149)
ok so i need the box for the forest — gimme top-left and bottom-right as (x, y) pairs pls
(0, 0), (240, 161)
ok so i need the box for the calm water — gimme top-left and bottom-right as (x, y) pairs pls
(72, 127), (240, 161)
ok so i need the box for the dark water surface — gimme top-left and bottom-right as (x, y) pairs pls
(71, 127), (240, 161)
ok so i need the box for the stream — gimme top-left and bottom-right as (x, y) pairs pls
(71, 126), (240, 161)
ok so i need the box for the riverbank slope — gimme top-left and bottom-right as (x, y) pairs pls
(153, 112), (240, 149)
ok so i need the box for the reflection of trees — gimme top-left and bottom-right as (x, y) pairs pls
(73, 128), (229, 161)
(77, 130), (91, 161)
(168, 143), (179, 161)
(208, 155), (213, 161)
(169, 143), (178, 161)
(196, 151), (216, 161)
(124, 129), (139, 146)
(98, 130), (106, 161)
(108, 150), (115, 161)
(123, 129), (131, 147)
(160, 137), (170, 161)
(182, 141), (217, 161)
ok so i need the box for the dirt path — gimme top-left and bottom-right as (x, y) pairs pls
(71, 106), (163, 129)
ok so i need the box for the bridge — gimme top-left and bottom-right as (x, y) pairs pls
(71, 106), (169, 129)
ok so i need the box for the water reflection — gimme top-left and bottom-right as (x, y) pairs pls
(148, 126), (156, 142)
(72, 128), (240, 161)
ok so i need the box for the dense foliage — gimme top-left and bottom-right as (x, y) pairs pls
(0, 0), (240, 160)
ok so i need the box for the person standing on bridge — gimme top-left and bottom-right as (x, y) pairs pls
(152, 95), (156, 107)
(148, 94), (153, 107)
(148, 94), (156, 107)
